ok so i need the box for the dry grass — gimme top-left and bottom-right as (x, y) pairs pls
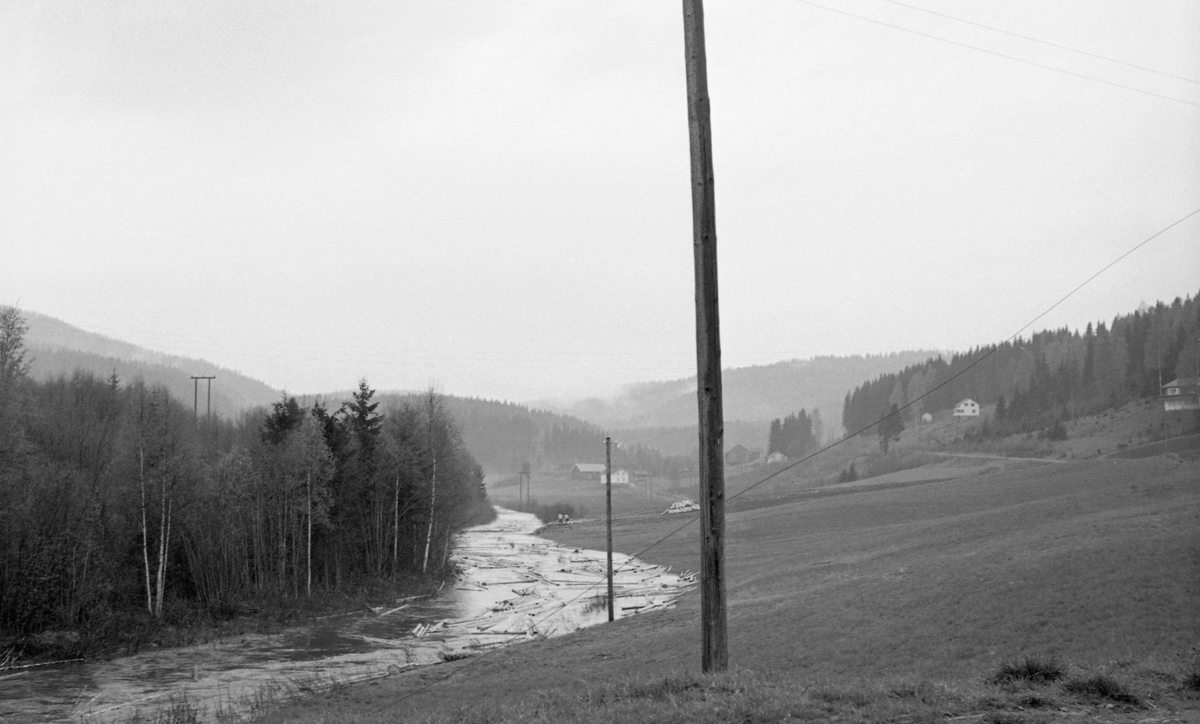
(992, 655), (1065, 685)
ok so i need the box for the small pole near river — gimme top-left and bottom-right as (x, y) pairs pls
(682, 0), (728, 673)
(605, 436), (615, 622)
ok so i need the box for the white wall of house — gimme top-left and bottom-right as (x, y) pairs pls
(601, 470), (630, 485)
(953, 399), (980, 417)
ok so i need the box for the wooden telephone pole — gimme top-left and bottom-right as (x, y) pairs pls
(682, 0), (728, 673)
(190, 375), (216, 421)
(605, 436), (615, 622)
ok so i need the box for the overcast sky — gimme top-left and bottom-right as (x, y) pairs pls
(3, 1), (1198, 402)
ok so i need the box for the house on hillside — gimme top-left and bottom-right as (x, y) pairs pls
(766, 451), (788, 465)
(724, 444), (756, 466)
(1160, 378), (1200, 411)
(953, 399), (980, 417)
(600, 469), (630, 486)
(571, 463), (606, 481)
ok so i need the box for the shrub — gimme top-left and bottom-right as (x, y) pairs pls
(583, 594), (609, 615)
(992, 655), (1065, 685)
(1062, 674), (1140, 704)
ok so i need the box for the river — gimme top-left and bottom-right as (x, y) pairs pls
(0, 509), (693, 723)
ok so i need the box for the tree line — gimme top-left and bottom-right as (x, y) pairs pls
(0, 307), (492, 646)
(841, 291), (1200, 438)
(766, 408), (824, 459)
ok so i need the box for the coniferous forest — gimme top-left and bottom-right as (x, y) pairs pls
(0, 307), (493, 655)
(841, 292), (1200, 438)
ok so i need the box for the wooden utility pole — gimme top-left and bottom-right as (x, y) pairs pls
(682, 0), (728, 673)
(520, 462), (531, 508)
(605, 436), (615, 622)
(190, 375), (215, 421)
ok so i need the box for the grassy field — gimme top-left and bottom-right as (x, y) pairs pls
(249, 453), (1199, 723)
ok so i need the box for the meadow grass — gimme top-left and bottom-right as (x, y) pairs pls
(251, 457), (1198, 723)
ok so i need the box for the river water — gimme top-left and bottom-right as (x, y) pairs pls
(0, 509), (693, 723)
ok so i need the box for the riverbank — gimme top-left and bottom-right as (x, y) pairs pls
(0, 509), (695, 723)
(0, 573), (448, 667)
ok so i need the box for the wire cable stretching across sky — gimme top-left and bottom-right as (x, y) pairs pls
(879, 0), (1200, 85)
(371, 204), (1200, 713)
(791, 0), (1200, 108)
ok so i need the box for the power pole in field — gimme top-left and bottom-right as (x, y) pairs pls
(605, 436), (615, 622)
(682, 0), (728, 673)
(190, 375), (215, 422)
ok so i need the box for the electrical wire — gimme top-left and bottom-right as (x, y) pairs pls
(879, 0), (1200, 85)
(369, 204), (1200, 714)
(790, 0), (1200, 108)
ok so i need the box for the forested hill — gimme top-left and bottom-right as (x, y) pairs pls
(371, 393), (687, 477)
(841, 291), (1200, 436)
(550, 351), (942, 433)
(15, 310), (681, 475)
(22, 310), (280, 416)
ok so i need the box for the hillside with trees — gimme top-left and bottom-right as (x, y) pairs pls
(377, 394), (693, 478)
(841, 291), (1200, 439)
(21, 310), (280, 417)
(0, 307), (491, 657)
(554, 351), (941, 433)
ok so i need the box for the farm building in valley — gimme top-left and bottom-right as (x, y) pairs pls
(601, 470), (630, 486)
(724, 444), (757, 466)
(570, 463), (606, 480)
(953, 399), (980, 417)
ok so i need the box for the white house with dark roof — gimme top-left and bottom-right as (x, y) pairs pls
(1160, 377), (1200, 411)
(953, 398), (980, 417)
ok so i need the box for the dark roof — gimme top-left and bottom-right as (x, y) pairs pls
(1163, 377), (1199, 388)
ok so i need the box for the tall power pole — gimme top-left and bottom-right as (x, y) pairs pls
(605, 436), (615, 622)
(682, 0), (728, 673)
(190, 376), (216, 422)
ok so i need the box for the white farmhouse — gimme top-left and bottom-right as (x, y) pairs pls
(953, 399), (980, 417)
(1160, 378), (1200, 412)
(601, 469), (631, 486)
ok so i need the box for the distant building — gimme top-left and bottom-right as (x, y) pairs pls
(601, 469), (630, 486)
(571, 463), (606, 480)
(766, 451), (788, 465)
(724, 444), (756, 466)
(921, 412), (933, 423)
(1160, 377), (1200, 411)
(953, 399), (980, 417)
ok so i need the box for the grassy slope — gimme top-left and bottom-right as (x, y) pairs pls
(254, 457), (1199, 723)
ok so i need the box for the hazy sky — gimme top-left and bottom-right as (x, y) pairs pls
(3, 1), (1198, 402)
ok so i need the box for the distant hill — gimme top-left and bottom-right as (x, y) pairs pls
(362, 392), (689, 476)
(20, 310), (281, 418)
(541, 352), (943, 454)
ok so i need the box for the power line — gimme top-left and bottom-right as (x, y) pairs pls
(689, 205), (1200, 508)
(371, 205), (1199, 714)
(790, 0), (1200, 108)
(880, 0), (1200, 85)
